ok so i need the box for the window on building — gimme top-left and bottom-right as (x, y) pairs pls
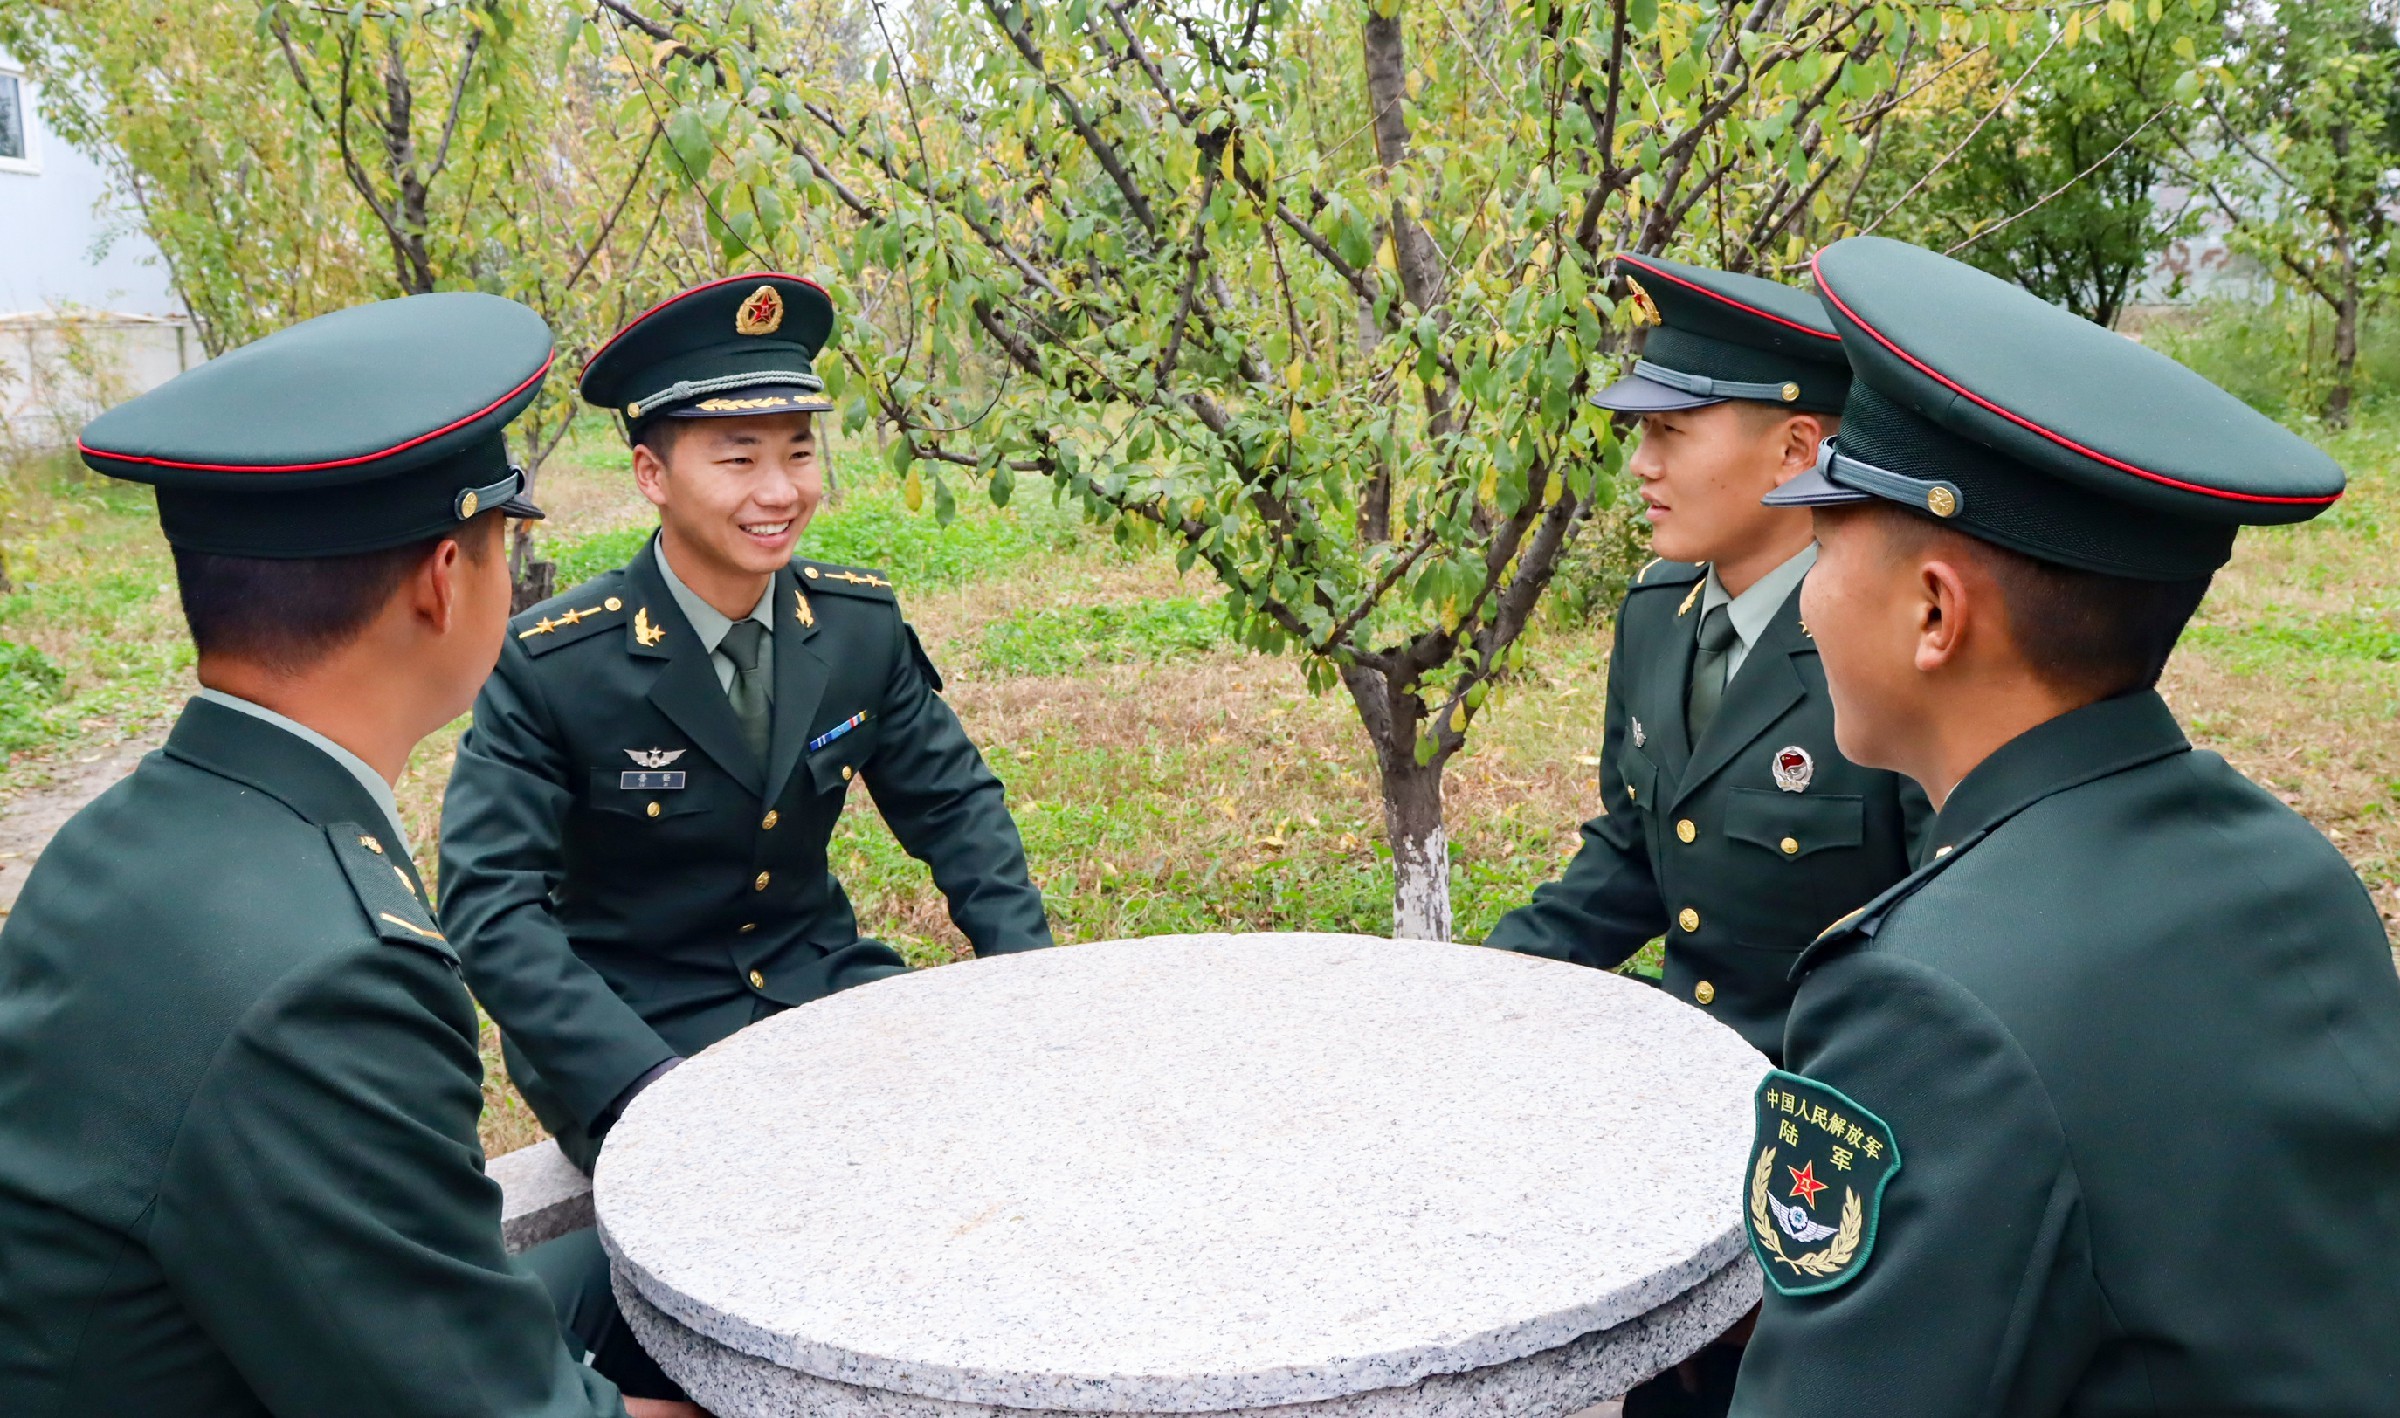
(0, 73), (28, 167)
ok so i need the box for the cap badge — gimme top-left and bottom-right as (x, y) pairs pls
(626, 748), (686, 769)
(1926, 485), (1959, 518)
(1624, 276), (1662, 328)
(736, 285), (785, 336)
(1772, 745), (1815, 794)
(1631, 717), (1646, 748)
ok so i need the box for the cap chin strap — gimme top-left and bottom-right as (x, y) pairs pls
(626, 369), (825, 420)
(1633, 359), (1801, 404)
(1818, 439), (1966, 520)
(453, 465), (527, 521)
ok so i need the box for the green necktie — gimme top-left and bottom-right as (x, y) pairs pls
(1685, 603), (1739, 745)
(719, 618), (772, 764)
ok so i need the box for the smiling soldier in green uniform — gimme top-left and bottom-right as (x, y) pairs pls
(1728, 236), (2400, 1414)
(1486, 254), (1929, 1065)
(438, 273), (1052, 1170)
(0, 295), (695, 1415)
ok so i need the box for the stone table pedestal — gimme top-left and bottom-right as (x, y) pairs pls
(598, 934), (1768, 1416)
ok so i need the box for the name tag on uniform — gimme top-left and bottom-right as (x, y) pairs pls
(622, 770), (688, 790)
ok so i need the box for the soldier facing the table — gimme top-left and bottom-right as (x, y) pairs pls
(1485, 254), (1930, 1064)
(0, 294), (690, 1415)
(438, 274), (1053, 1178)
(1729, 236), (2400, 1413)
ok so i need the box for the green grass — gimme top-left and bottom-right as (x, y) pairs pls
(974, 597), (1230, 675)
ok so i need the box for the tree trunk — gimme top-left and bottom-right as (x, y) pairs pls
(509, 522), (556, 613)
(2327, 260), (2359, 429)
(1378, 749), (1453, 943)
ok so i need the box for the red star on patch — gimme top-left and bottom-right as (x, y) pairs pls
(1787, 1160), (1828, 1207)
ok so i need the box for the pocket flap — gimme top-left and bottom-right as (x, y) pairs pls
(1724, 788), (1864, 859)
(1617, 742), (1658, 807)
(807, 725), (877, 794)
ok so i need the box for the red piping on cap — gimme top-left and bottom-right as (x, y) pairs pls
(1615, 254), (1842, 343)
(580, 272), (832, 378)
(1810, 251), (2338, 508)
(79, 352), (555, 475)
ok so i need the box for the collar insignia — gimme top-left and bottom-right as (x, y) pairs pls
(626, 748), (686, 769)
(735, 285), (785, 336)
(634, 606), (667, 647)
(1678, 582), (1703, 617)
(795, 588), (815, 628)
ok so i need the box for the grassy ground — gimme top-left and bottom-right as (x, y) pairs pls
(3, 412), (2396, 1155)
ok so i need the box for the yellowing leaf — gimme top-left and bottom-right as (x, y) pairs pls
(2064, 10), (2083, 46)
(1449, 703), (1468, 733)
(1479, 466), (1499, 503)
(1285, 357), (1304, 389)
(1289, 405), (1307, 438)
(903, 467), (924, 512)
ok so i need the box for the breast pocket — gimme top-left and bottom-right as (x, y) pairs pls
(1724, 788), (1864, 861)
(805, 714), (881, 796)
(587, 767), (710, 823)
(1617, 742), (1659, 812)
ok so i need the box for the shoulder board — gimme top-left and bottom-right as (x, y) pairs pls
(325, 825), (456, 967)
(1629, 558), (1706, 590)
(1796, 828), (1986, 970)
(511, 571), (632, 657)
(794, 558), (898, 602)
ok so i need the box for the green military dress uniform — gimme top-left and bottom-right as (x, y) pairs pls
(1730, 237), (2400, 1413)
(438, 274), (1052, 1171)
(1486, 255), (1929, 1063)
(0, 296), (627, 1415)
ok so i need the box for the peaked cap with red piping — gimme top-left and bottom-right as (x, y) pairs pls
(77, 292), (552, 558)
(1594, 253), (1851, 415)
(581, 274), (834, 435)
(1770, 237), (2343, 579)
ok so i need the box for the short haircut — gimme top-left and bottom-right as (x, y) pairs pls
(173, 512), (502, 674)
(1875, 505), (2212, 698)
(631, 416), (688, 460)
(1733, 402), (1839, 438)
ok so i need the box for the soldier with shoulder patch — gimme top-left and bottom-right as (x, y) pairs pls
(437, 274), (1050, 1162)
(1730, 236), (2400, 1413)
(0, 296), (691, 1414)
(1483, 254), (1932, 1418)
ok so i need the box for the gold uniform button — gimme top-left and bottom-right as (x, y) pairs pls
(761, 810), (780, 830)
(604, 596), (623, 611)
(739, 922), (757, 934)
(1695, 980), (1717, 1005)
(1780, 836), (1799, 856)
(803, 566), (820, 579)
(840, 765), (854, 782)
(646, 801), (661, 818)
(753, 871), (771, 891)
(1675, 819), (1696, 844)
(748, 969), (766, 989)
(1678, 907), (1700, 933)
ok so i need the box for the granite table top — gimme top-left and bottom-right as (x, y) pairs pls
(596, 933), (1770, 1415)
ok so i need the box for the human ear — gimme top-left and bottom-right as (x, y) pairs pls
(414, 537), (464, 637)
(632, 440), (671, 510)
(1771, 415), (1828, 487)
(1913, 557), (1971, 673)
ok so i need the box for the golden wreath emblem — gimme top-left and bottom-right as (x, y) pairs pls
(735, 284), (785, 337)
(1624, 275), (1664, 328)
(1750, 1146), (1863, 1279)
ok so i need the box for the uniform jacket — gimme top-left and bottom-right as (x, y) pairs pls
(1485, 558), (1930, 1060)
(1735, 691), (2400, 1415)
(439, 541), (1051, 1145)
(0, 699), (620, 1418)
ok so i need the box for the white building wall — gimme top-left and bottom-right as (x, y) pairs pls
(0, 49), (182, 318)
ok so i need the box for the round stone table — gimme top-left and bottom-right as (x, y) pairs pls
(597, 933), (1769, 1417)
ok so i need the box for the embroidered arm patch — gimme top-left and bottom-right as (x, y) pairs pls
(1746, 1069), (1901, 1296)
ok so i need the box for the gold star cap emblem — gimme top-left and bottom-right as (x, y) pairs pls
(735, 284), (785, 336)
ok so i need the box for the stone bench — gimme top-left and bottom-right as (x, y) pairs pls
(493, 1138), (593, 1254)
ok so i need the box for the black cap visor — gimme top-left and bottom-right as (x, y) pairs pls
(1762, 458), (1870, 508)
(1589, 371), (1725, 413)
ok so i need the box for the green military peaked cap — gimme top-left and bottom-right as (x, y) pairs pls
(78, 292), (551, 558)
(1595, 253), (1851, 415)
(1768, 236), (2346, 579)
(580, 274), (835, 436)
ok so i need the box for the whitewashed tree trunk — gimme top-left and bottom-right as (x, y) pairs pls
(1380, 756), (1453, 943)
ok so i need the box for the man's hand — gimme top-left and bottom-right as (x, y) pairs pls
(624, 1399), (710, 1418)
